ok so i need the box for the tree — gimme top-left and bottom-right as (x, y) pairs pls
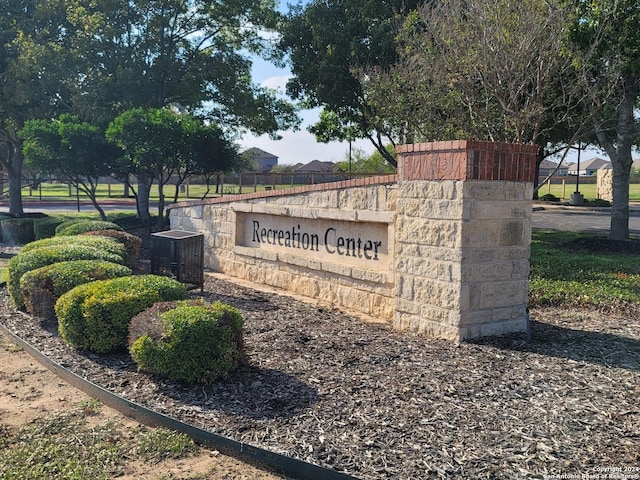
(0, 0), (78, 215)
(3, 0), (299, 217)
(65, 0), (299, 133)
(106, 108), (237, 226)
(20, 115), (121, 220)
(566, 0), (640, 240)
(334, 146), (396, 174)
(278, 0), (422, 167)
(360, 0), (607, 201)
(168, 121), (240, 203)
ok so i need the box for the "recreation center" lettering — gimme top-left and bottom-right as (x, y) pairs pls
(251, 220), (382, 260)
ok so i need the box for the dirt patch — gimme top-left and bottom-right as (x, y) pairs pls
(0, 329), (288, 479)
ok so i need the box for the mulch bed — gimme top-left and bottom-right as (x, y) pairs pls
(0, 231), (638, 479)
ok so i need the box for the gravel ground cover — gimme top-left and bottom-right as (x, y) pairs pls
(0, 269), (638, 479)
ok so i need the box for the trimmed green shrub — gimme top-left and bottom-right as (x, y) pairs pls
(129, 300), (244, 384)
(56, 220), (123, 236)
(81, 230), (142, 268)
(33, 216), (66, 240)
(540, 193), (560, 202)
(53, 219), (81, 235)
(20, 260), (132, 321)
(20, 235), (127, 258)
(585, 198), (612, 207)
(56, 275), (188, 353)
(7, 243), (126, 310)
(0, 218), (35, 246)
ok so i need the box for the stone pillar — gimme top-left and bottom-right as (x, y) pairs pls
(597, 165), (613, 201)
(394, 140), (537, 341)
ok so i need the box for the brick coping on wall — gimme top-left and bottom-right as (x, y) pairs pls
(167, 174), (399, 211)
(397, 140), (538, 182)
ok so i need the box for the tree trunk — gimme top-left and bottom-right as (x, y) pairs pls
(7, 143), (24, 216)
(607, 75), (638, 241)
(136, 173), (152, 221)
(610, 165), (630, 240)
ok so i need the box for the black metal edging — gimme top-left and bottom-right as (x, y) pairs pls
(0, 324), (360, 480)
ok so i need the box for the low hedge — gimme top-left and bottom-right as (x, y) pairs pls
(20, 260), (132, 321)
(56, 220), (123, 236)
(7, 243), (126, 310)
(33, 216), (67, 240)
(129, 300), (244, 384)
(20, 234), (127, 259)
(81, 230), (142, 268)
(56, 275), (188, 353)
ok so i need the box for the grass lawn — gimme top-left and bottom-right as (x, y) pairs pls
(538, 180), (640, 202)
(529, 230), (640, 308)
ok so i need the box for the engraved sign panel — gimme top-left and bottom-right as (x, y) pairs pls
(236, 213), (389, 272)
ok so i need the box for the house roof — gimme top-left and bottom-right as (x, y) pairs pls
(578, 157), (610, 170)
(294, 160), (335, 172)
(540, 159), (570, 170)
(241, 147), (278, 159)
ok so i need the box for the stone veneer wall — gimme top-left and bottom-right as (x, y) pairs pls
(168, 140), (537, 341)
(394, 141), (537, 340)
(168, 176), (399, 320)
(597, 166), (613, 201)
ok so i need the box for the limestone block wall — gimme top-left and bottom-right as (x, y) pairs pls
(597, 166), (613, 201)
(168, 140), (537, 341)
(168, 176), (398, 319)
(394, 141), (537, 340)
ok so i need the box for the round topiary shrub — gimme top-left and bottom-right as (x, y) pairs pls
(19, 260), (132, 322)
(7, 243), (127, 310)
(81, 230), (142, 268)
(56, 220), (124, 236)
(0, 218), (35, 246)
(129, 300), (244, 384)
(33, 216), (67, 240)
(55, 275), (188, 353)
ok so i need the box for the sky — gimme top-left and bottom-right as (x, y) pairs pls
(237, 0), (377, 166)
(239, 58), (376, 166)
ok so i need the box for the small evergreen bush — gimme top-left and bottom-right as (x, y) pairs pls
(81, 230), (142, 268)
(20, 260), (132, 321)
(0, 218), (35, 245)
(56, 275), (187, 353)
(585, 198), (612, 207)
(129, 300), (244, 384)
(33, 217), (66, 240)
(540, 193), (561, 202)
(7, 243), (126, 310)
(56, 220), (124, 236)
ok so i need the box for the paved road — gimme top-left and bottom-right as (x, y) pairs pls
(532, 206), (640, 236)
(7, 200), (640, 236)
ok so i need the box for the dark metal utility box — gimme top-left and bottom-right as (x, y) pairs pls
(151, 230), (204, 291)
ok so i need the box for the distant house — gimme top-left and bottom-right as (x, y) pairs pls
(567, 157), (610, 176)
(241, 148), (279, 172)
(294, 160), (335, 173)
(539, 159), (569, 177)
